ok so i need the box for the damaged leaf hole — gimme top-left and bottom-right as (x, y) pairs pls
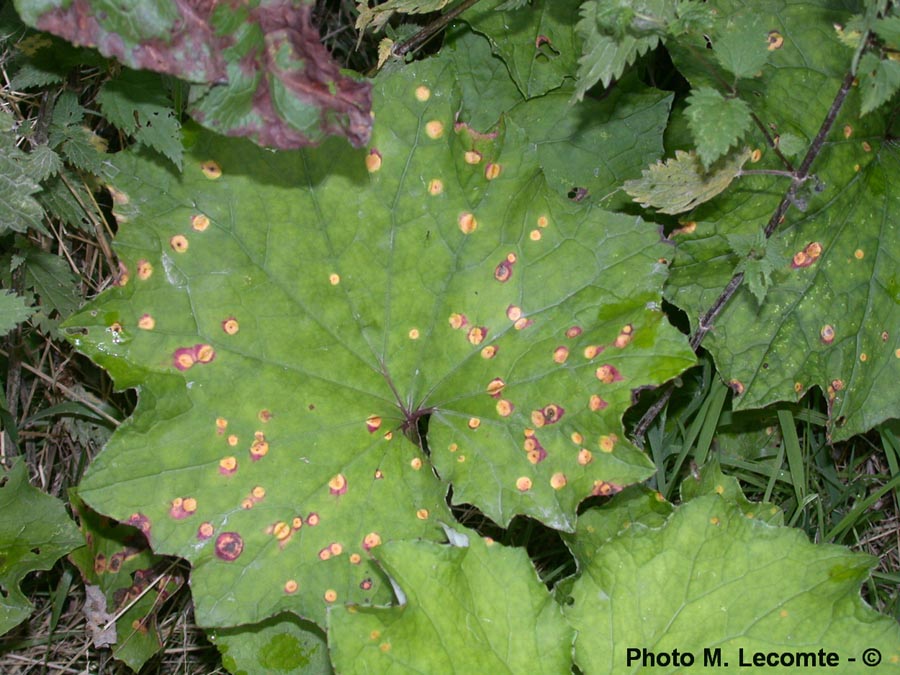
(447, 491), (576, 589)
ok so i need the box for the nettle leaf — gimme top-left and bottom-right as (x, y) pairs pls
(858, 51), (900, 115)
(98, 68), (183, 169)
(0, 112), (45, 235)
(565, 493), (900, 674)
(666, 0), (900, 439)
(623, 147), (751, 215)
(685, 87), (753, 168)
(355, 0), (452, 34)
(64, 53), (694, 628)
(0, 290), (35, 337)
(712, 11), (771, 80)
(14, 0), (372, 149)
(328, 534), (572, 675)
(0, 460), (84, 634)
(573, 0), (672, 100)
(68, 493), (184, 671)
(463, 0), (582, 98)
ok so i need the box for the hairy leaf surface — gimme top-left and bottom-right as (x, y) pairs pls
(665, 0), (900, 439)
(14, 0), (372, 149)
(65, 53), (693, 628)
(328, 534), (572, 675)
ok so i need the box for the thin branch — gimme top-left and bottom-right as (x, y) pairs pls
(392, 0), (483, 58)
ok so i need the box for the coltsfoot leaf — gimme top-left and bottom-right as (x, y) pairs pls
(65, 52), (694, 628)
(565, 493), (900, 674)
(329, 535), (572, 675)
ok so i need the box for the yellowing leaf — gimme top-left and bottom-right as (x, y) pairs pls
(624, 148), (751, 214)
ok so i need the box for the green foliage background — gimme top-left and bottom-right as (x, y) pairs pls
(1, 0), (899, 673)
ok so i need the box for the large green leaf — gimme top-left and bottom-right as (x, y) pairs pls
(328, 532), (572, 675)
(565, 492), (900, 674)
(13, 0), (371, 149)
(0, 460), (83, 634)
(665, 0), (900, 440)
(64, 52), (694, 628)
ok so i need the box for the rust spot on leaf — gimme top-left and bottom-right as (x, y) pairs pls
(426, 120), (444, 139)
(284, 580), (298, 594)
(494, 259), (514, 282)
(496, 399), (514, 416)
(591, 480), (623, 496)
(584, 345), (604, 359)
(329, 473), (348, 495)
(589, 394), (608, 411)
(485, 162), (501, 180)
(415, 85), (431, 101)
(599, 434), (618, 452)
(366, 149), (382, 172)
(428, 178), (444, 195)
(464, 150), (482, 164)
(486, 377), (506, 397)
(458, 212), (477, 234)
(481, 345), (497, 359)
(138, 314), (155, 330)
(507, 305), (522, 321)
(137, 259), (153, 280)
(467, 326), (487, 345)
(191, 214), (210, 231)
(197, 522), (214, 540)
(791, 242), (821, 268)
(578, 448), (593, 465)
(219, 456), (237, 475)
(565, 326), (582, 338)
(215, 532), (243, 561)
(222, 317), (239, 334)
(767, 30), (784, 50)
(595, 364), (623, 383)
(550, 473), (567, 489)
(820, 324), (835, 344)
(200, 161), (222, 179)
(363, 532), (382, 550)
(307, 513), (320, 526)
(366, 415), (382, 432)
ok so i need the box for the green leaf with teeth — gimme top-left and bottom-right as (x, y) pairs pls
(63, 50), (693, 629)
(328, 533), (572, 675)
(664, 0), (900, 440)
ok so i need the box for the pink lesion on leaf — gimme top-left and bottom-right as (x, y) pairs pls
(467, 326), (488, 345)
(197, 522), (214, 540)
(328, 473), (348, 496)
(591, 480), (623, 497)
(565, 326), (582, 338)
(172, 344), (216, 371)
(494, 259), (514, 282)
(214, 532), (244, 562)
(523, 436), (547, 464)
(169, 496), (198, 519)
(250, 432), (269, 460)
(595, 364), (623, 383)
(126, 513), (151, 535)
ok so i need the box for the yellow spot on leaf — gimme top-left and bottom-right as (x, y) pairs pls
(200, 160), (222, 179)
(496, 399), (513, 417)
(480, 345), (497, 359)
(529, 229), (542, 241)
(750, 148), (762, 162)
(410, 457), (422, 470)
(516, 476), (532, 491)
(425, 120), (444, 139)
(222, 318), (239, 335)
(553, 346), (569, 363)
(464, 150), (482, 164)
(550, 473), (567, 489)
(767, 30), (784, 50)
(577, 448), (593, 465)
(137, 260), (153, 280)
(599, 434), (618, 452)
(416, 509), (429, 520)
(468, 417), (481, 429)
(191, 214), (210, 231)
(485, 163), (501, 180)
(227, 434), (239, 447)
(854, 249), (864, 259)
(459, 212), (477, 234)
(366, 149), (382, 172)
(138, 314), (155, 330)
(507, 305), (522, 321)
(428, 178), (444, 195)
(170, 235), (189, 253)
(324, 589), (337, 603)
(408, 328), (420, 340)
(284, 580), (298, 593)
(415, 85), (431, 101)
(843, 125), (853, 139)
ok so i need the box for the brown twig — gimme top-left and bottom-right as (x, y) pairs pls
(392, 0), (483, 58)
